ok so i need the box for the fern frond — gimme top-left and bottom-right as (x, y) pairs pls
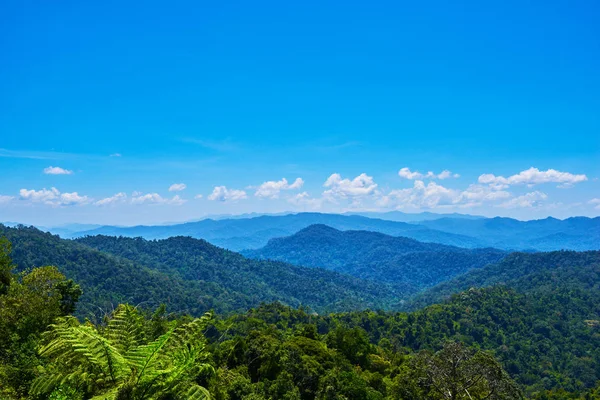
(39, 318), (128, 383)
(105, 304), (144, 353)
(33, 305), (213, 400)
(166, 312), (212, 354)
(125, 329), (173, 379)
(88, 386), (120, 400)
(30, 372), (63, 396)
(174, 383), (211, 400)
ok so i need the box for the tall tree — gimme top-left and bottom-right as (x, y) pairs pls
(414, 341), (522, 400)
(0, 237), (82, 398)
(0, 237), (12, 294)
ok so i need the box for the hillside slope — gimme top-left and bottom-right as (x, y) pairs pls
(406, 250), (600, 309)
(0, 225), (402, 316)
(73, 233), (406, 311)
(243, 224), (506, 291)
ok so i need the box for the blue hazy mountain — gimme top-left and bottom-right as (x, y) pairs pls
(345, 211), (485, 222)
(242, 224), (506, 292)
(57, 213), (600, 252)
(68, 213), (484, 250)
(418, 216), (600, 251)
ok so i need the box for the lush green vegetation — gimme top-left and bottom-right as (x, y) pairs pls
(0, 237), (82, 399)
(31, 305), (213, 400)
(2, 230), (600, 398)
(243, 224), (506, 292)
(407, 250), (600, 309)
(0, 236), (522, 399)
(0, 225), (401, 317)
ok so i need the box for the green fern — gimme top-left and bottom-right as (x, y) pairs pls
(31, 304), (213, 399)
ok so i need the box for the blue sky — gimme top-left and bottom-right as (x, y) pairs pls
(1, 0), (599, 225)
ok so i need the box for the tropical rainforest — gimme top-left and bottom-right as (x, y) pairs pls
(1, 219), (600, 399)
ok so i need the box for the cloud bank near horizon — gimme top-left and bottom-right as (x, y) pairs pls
(2, 167), (595, 221)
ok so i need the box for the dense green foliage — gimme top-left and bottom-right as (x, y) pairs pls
(202, 303), (523, 399)
(407, 250), (600, 309)
(31, 305), (213, 400)
(201, 278), (600, 399)
(0, 237), (82, 399)
(3, 230), (600, 398)
(75, 234), (405, 313)
(0, 225), (400, 317)
(0, 224), (233, 317)
(243, 224), (505, 292)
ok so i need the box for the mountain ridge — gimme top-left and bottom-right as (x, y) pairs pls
(38, 212), (599, 252)
(243, 224), (507, 293)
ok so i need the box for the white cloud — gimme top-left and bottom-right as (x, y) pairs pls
(60, 192), (91, 206)
(398, 167), (459, 180)
(19, 187), (90, 206)
(130, 192), (186, 206)
(498, 191), (548, 209)
(398, 168), (424, 180)
(110, 153), (122, 157)
(208, 186), (247, 202)
(289, 178), (304, 189)
(457, 184), (511, 207)
(168, 183), (187, 192)
(437, 170), (460, 179)
(378, 180), (513, 210)
(589, 198), (600, 210)
(380, 180), (459, 209)
(194, 194), (203, 199)
(479, 167), (587, 188)
(323, 173), (378, 203)
(254, 177), (304, 199)
(95, 192), (127, 206)
(287, 191), (323, 209)
(20, 187), (60, 203)
(0, 195), (14, 205)
(168, 195), (186, 206)
(43, 166), (73, 175)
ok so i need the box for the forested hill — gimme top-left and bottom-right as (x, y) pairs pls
(243, 224), (506, 291)
(208, 270), (600, 397)
(72, 233), (406, 311)
(407, 250), (600, 310)
(0, 225), (402, 316)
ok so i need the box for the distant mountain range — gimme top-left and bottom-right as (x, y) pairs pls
(49, 213), (484, 250)
(344, 210), (484, 222)
(32, 212), (600, 252)
(243, 224), (506, 293)
(418, 216), (600, 251)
